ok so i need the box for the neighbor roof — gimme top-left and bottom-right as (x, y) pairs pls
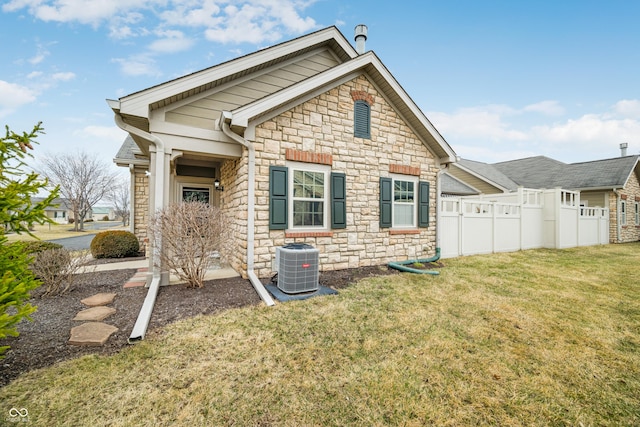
(456, 154), (640, 192)
(441, 172), (479, 195)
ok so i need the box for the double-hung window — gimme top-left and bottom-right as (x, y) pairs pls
(380, 175), (430, 229)
(621, 200), (627, 225)
(635, 202), (639, 225)
(291, 166), (329, 228)
(269, 163), (346, 231)
(392, 176), (417, 228)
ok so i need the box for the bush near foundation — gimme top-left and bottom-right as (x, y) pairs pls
(9, 241), (63, 255)
(90, 230), (139, 259)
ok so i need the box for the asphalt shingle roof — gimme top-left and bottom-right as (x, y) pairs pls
(441, 172), (478, 195)
(456, 154), (639, 192)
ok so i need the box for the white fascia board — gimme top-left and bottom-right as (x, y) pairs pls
(118, 28), (357, 119)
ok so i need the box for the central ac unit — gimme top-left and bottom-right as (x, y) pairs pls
(275, 243), (319, 294)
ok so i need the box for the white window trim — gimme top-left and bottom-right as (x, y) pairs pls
(635, 201), (639, 225)
(175, 176), (214, 205)
(391, 173), (418, 229)
(287, 161), (330, 231)
(621, 200), (627, 225)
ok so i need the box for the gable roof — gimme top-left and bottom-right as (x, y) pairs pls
(455, 158), (518, 191)
(441, 172), (480, 195)
(452, 155), (640, 193)
(109, 26), (456, 164)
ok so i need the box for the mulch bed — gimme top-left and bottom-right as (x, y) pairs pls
(0, 263), (400, 387)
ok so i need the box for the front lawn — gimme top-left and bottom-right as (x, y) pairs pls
(1, 244), (639, 426)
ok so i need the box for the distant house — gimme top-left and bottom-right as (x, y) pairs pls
(92, 206), (116, 221)
(443, 152), (640, 243)
(32, 197), (72, 224)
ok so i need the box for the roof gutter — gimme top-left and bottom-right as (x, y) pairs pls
(220, 112), (275, 307)
(110, 110), (167, 342)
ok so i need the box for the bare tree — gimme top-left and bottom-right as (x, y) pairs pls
(39, 152), (117, 231)
(148, 201), (234, 288)
(108, 177), (130, 226)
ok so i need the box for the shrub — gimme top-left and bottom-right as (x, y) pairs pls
(30, 248), (93, 296)
(90, 230), (140, 259)
(102, 215), (110, 221)
(9, 240), (63, 255)
(149, 202), (233, 288)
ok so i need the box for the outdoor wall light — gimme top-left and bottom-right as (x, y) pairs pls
(214, 178), (224, 192)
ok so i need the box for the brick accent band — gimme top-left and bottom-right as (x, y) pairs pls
(285, 148), (333, 165)
(350, 90), (375, 105)
(621, 194), (628, 200)
(389, 229), (421, 235)
(285, 231), (334, 238)
(389, 164), (421, 176)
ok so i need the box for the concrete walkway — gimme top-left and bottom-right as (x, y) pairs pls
(85, 258), (240, 283)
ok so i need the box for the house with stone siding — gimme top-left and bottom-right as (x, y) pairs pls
(443, 153), (640, 243)
(109, 26), (457, 306)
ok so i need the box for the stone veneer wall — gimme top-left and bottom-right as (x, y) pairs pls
(133, 168), (149, 252)
(241, 75), (439, 278)
(219, 155), (251, 277)
(609, 169), (640, 243)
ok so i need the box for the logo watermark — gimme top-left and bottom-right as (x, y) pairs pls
(7, 408), (29, 423)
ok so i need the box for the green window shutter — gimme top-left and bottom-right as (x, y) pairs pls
(380, 177), (392, 228)
(269, 166), (288, 230)
(330, 172), (347, 229)
(418, 181), (430, 227)
(354, 100), (371, 138)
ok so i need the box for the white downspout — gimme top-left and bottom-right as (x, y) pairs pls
(112, 113), (167, 342)
(221, 112), (275, 306)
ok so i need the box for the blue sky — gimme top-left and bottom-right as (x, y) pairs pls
(2, 0), (639, 177)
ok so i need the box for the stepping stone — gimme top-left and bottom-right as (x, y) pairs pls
(69, 322), (118, 346)
(81, 293), (117, 307)
(73, 306), (116, 321)
(124, 270), (148, 288)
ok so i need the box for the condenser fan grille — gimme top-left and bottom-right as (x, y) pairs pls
(276, 244), (319, 294)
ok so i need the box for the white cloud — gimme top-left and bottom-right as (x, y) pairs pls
(523, 100), (565, 116)
(0, 80), (37, 117)
(428, 107), (528, 142)
(75, 125), (127, 142)
(52, 71), (76, 81)
(612, 99), (640, 119)
(112, 55), (160, 77)
(27, 71), (43, 79)
(148, 30), (195, 53)
(4, 0), (159, 26)
(532, 114), (640, 145)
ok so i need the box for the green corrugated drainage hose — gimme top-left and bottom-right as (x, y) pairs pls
(388, 247), (441, 275)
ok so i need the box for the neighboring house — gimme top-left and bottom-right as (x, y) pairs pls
(444, 152), (640, 243)
(92, 206), (116, 221)
(32, 197), (72, 224)
(109, 25), (457, 297)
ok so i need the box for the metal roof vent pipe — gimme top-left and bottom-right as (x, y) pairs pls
(620, 142), (628, 157)
(354, 24), (368, 54)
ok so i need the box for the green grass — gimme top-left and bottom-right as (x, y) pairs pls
(2, 244), (639, 426)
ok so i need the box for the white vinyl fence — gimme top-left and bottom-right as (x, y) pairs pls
(440, 188), (609, 259)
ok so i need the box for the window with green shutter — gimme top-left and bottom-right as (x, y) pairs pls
(354, 100), (371, 139)
(380, 176), (430, 229)
(270, 164), (347, 230)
